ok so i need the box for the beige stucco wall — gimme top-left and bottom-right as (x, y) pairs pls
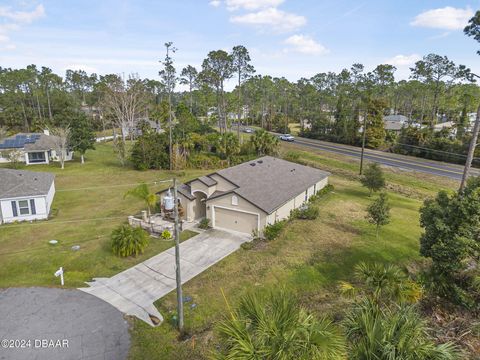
(266, 177), (329, 225)
(206, 193), (267, 231)
(190, 180), (216, 197)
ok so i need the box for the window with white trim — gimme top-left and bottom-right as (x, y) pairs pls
(232, 195), (238, 206)
(18, 200), (30, 215)
(11, 199), (36, 217)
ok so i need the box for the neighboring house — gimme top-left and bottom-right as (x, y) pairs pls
(0, 130), (74, 165)
(159, 156), (330, 234)
(383, 114), (408, 132)
(0, 169), (55, 224)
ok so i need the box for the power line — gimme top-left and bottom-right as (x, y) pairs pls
(56, 179), (173, 192)
(395, 142), (480, 160)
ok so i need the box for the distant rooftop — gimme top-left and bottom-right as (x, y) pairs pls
(0, 169), (55, 199)
(0, 133), (41, 150)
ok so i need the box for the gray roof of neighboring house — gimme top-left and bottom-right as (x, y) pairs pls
(383, 114), (408, 123)
(0, 133), (41, 149)
(213, 156), (330, 214)
(0, 169), (55, 199)
(0, 133), (59, 152)
(384, 121), (404, 131)
(23, 134), (58, 152)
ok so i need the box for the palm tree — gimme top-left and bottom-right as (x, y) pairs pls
(250, 129), (279, 156)
(215, 290), (345, 360)
(124, 183), (157, 221)
(344, 298), (459, 360)
(219, 132), (240, 165)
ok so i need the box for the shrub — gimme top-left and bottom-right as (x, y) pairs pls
(283, 150), (301, 163)
(198, 218), (210, 229)
(291, 205), (319, 220)
(111, 224), (149, 257)
(161, 230), (172, 240)
(264, 220), (286, 241)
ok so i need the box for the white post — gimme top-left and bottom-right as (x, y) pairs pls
(54, 267), (64, 286)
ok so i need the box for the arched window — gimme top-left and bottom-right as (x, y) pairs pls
(232, 195), (239, 206)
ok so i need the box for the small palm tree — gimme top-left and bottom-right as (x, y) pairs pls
(215, 290), (346, 360)
(111, 223), (149, 257)
(124, 183), (157, 221)
(250, 129), (279, 156)
(219, 132), (240, 165)
(344, 298), (459, 360)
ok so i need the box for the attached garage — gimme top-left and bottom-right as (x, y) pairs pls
(212, 206), (259, 234)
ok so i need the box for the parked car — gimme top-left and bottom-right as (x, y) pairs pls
(243, 128), (254, 133)
(279, 134), (295, 141)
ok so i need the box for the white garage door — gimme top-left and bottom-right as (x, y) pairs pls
(213, 207), (258, 234)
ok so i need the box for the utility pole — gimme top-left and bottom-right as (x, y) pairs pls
(359, 111), (368, 175)
(172, 177), (184, 332)
(460, 104), (480, 192)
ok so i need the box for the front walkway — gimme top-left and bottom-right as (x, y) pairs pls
(79, 229), (250, 326)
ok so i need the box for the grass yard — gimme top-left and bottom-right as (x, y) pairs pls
(127, 144), (458, 360)
(0, 140), (461, 359)
(0, 143), (206, 288)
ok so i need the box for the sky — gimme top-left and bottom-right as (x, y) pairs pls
(0, 0), (479, 89)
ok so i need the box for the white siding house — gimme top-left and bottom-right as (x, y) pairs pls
(0, 169), (55, 224)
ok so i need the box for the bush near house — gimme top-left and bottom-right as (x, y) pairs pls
(198, 218), (210, 229)
(291, 205), (320, 220)
(264, 220), (287, 241)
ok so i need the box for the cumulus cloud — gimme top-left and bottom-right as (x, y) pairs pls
(284, 34), (328, 55)
(385, 54), (421, 67)
(209, 0), (222, 8)
(411, 6), (473, 30)
(230, 7), (306, 32)
(0, 4), (45, 23)
(0, 4), (45, 48)
(225, 0), (284, 11)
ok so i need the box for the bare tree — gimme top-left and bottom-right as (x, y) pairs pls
(101, 74), (146, 143)
(51, 126), (70, 170)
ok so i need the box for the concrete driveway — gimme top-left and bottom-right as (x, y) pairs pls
(80, 229), (250, 326)
(0, 287), (130, 360)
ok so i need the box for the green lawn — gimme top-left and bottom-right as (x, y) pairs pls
(0, 143), (205, 288)
(127, 145), (457, 360)
(0, 141), (459, 359)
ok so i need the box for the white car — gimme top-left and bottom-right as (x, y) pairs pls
(279, 134), (295, 141)
(243, 128), (254, 133)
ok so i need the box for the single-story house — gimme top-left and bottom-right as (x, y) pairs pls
(158, 156), (330, 234)
(0, 130), (74, 165)
(383, 114), (408, 132)
(0, 169), (55, 224)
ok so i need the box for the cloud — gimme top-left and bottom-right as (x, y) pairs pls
(385, 54), (421, 67)
(0, 4), (45, 48)
(225, 0), (284, 11)
(411, 6), (473, 30)
(230, 7), (306, 32)
(64, 64), (99, 74)
(209, 0), (222, 7)
(0, 4), (45, 24)
(284, 34), (328, 55)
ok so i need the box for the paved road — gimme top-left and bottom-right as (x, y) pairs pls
(0, 287), (130, 360)
(80, 229), (250, 326)
(283, 135), (480, 181)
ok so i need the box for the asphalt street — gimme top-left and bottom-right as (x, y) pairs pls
(0, 287), (130, 360)
(284, 136), (480, 181)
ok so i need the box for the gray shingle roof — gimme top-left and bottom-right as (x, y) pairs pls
(197, 176), (217, 187)
(23, 134), (58, 151)
(215, 156), (330, 214)
(0, 169), (55, 199)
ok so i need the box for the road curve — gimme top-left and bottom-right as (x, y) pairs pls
(281, 135), (480, 181)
